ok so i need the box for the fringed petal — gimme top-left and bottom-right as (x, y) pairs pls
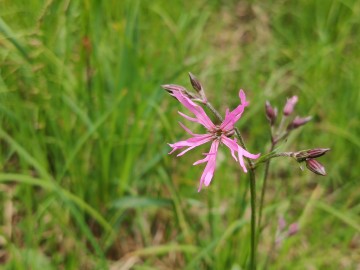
(168, 134), (212, 156)
(171, 90), (216, 130)
(221, 137), (260, 173)
(220, 90), (249, 131)
(178, 111), (198, 123)
(197, 141), (219, 192)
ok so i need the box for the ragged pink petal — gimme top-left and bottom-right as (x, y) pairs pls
(193, 150), (217, 166)
(197, 140), (219, 192)
(193, 156), (209, 166)
(221, 135), (238, 162)
(177, 142), (208, 156)
(171, 90), (215, 130)
(220, 104), (246, 130)
(237, 147), (247, 172)
(221, 137), (247, 172)
(236, 143), (260, 172)
(221, 136), (260, 173)
(242, 148), (261, 159)
(168, 134), (213, 156)
(238, 89), (249, 107)
(178, 111), (198, 123)
(225, 108), (230, 117)
(220, 90), (249, 131)
(178, 122), (200, 136)
(168, 145), (181, 155)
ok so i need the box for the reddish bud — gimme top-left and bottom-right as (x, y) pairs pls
(287, 223), (299, 236)
(305, 159), (326, 176)
(287, 116), (312, 130)
(265, 101), (278, 126)
(283, 96), (298, 116)
(294, 148), (330, 162)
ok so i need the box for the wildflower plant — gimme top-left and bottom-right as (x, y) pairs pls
(164, 83), (260, 191)
(162, 73), (330, 269)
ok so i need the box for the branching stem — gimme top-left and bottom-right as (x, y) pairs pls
(205, 101), (257, 270)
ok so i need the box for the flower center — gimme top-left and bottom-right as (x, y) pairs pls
(215, 129), (222, 137)
(212, 127), (234, 140)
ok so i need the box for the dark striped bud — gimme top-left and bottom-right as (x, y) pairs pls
(305, 159), (326, 176)
(188, 72), (207, 103)
(294, 148), (330, 162)
(188, 72), (202, 92)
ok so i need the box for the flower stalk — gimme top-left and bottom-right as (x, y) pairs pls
(257, 95), (329, 253)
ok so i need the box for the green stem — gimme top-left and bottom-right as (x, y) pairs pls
(257, 128), (291, 259)
(249, 168), (256, 270)
(257, 127), (291, 231)
(206, 101), (256, 269)
(258, 143), (275, 230)
(253, 151), (293, 168)
(234, 128), (256, 270)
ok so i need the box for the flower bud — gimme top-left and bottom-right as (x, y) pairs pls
(188, 72), (207, 103)
(265, 101), (278, 126)
(305, 159), (326, 176)
(283, 95), (298, 116)
(287, 116), (312, 130)
(188, 72), (202, 92)
(294, 148), (330, 162)
(287, 223), (299, 236)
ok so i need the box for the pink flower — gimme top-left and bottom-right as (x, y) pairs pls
(168, 89), (260, 191)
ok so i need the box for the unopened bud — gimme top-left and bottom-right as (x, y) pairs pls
(283, 96), (298, 116)
(287, 116), (312, 130)
(188, 72), (207, 103)
(294, 148), (330, 162)
(287, 223), (299, 236)
(265, 101), (278, 126)
(305, 159), (326, 176)
(161, 84), (195, 99)
(188, 72), (202, 92)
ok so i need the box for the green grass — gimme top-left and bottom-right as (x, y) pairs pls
(0, 0), (359, 269)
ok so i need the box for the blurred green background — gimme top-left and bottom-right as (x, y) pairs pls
(0, 0), (359, 269)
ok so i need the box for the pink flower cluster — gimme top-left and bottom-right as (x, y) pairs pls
(167, 88), (260, 191)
